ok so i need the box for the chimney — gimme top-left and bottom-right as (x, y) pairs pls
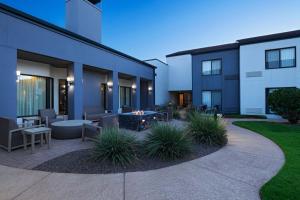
(66, 0), (102, 43)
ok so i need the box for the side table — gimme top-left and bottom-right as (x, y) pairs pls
(23, 127), (52, 153)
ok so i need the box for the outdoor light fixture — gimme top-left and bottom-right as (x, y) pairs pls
(67, 76), (74, 86)
(132, 84), (137, 93)
(107, 81), (113, 91)
(16, 70), (21, 82)
(148, 86), (153, 91)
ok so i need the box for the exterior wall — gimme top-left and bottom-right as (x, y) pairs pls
(167, 55), (192, 91)
(66, 0), (102, 43)
(0, 8), (154, 118)
(192, 49), (240, 114)
(83, 69), (107, 113)
(240, 37), (300, 117)
(145, 59), (170, 105)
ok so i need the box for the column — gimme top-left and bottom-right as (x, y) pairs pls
(107, 71), (119, 113)
(148, 81), (154, 109)
(0, 46), (17, 118)
(133, 76), (140, 110)
(68, 62), (83, 119)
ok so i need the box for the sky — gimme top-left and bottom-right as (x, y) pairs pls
(1, 0), (300, 61)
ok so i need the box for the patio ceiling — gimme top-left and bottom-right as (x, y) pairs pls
(18, 50), (72, 68)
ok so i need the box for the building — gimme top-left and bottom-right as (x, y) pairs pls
(239, 30), (300, 118)
(161, 30), (300, 117)
(0, 0), (155, 120)
(166, 43), (240, 114)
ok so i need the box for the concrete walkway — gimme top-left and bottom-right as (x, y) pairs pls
(0, 120), (285, 200)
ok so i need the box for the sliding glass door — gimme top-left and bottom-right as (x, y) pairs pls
(202, 90), (222, 111)
(17, 75), (53, 117)
(119, 86), (131, 107)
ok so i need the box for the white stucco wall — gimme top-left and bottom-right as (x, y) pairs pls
(145, 59), (170, 105)
(66, 0), (102, 43)
(240, 37), (300, 117)
(167, 55), (192, 91)
(17, 59), (67, 114)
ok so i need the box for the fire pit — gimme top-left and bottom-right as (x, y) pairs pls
(118, 111), (158, 131)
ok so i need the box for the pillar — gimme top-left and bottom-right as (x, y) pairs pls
(0, 46), (17, 119)
(68, 62), (83, 119)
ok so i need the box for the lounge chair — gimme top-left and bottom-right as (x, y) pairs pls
(39, 109), (65, 127)
(0, 117), (42, 152)
(82, 114), (119, 141)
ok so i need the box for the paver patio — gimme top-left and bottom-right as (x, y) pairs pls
(0, 120), (284, 200)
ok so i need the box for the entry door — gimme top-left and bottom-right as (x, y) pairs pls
(58, 79), (68, 115)
(179, 93), (184, 106)
(101, 83), (108, 111)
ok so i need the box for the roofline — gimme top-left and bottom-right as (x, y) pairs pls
(144, 59), (168, 66)
(166, 43), (239, 57)
(238, 29), (300, 45)
(0, 3), (155, 69)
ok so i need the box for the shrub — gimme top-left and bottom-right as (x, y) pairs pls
(268, 88), (300, 124)
(173, 110), (180, 119)
(144, 124), (192, 160)
(187, 112), (227, 146)
(93, 128), (139, 167)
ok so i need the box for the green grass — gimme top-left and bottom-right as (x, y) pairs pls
(233, 121), (300, 200)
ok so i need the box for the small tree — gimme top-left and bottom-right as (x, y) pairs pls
(268, 88), (300, 124)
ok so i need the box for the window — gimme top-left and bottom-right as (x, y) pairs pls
(265, 87), (295, 114)
(202, 91), (222, 111)
(119, 86), (131, 107)
(17, 75), (53, 117)
(202, 59), (221, 75)
(266, 47), (296, 69)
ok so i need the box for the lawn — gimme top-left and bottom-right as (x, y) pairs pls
(233, 121), (300, 200)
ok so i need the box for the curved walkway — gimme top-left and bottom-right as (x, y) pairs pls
(0, 120), (284, 200)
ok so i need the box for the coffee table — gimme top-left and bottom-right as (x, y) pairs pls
(51, 120), (92, 139)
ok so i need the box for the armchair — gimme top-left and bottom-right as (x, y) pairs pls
(0, 117), (43, 152)
(39, 109), (65, 127)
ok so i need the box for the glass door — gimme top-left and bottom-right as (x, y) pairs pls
(59, 79), (68, 115)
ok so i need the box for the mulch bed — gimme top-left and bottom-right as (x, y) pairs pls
(33, 144), (221, 174)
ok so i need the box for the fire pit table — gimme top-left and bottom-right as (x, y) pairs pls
(119, 111), (158, 131)
(51, 120), (92, 139)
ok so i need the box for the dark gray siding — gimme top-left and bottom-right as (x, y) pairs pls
(192, 49), (239, 114)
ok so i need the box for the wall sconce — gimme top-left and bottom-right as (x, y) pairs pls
(148, 86), (153, 91)
(16, 70), (21, 83)
(67, 76), (74, 86)
(107, 81), (113, 92)
(132, 84), (137, 93)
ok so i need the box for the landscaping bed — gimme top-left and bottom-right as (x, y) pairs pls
(33, 145), (220, 174)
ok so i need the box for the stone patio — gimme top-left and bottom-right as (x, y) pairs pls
(0, 119), (285, 200)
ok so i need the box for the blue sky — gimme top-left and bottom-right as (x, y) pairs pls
(1, 0), (299, 61)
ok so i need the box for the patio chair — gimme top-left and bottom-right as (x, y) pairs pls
(0, 117), (42, 152)
(98, 114), (119, 129)
(82, 123), (102, 142)
(39, 109), (64, 127)
(122, 106), (133, 113)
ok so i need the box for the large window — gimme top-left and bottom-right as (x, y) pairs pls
(202, 91), (222, 111)
(202, 59), (222, 75)
(266, 47), (296, 69)
(265, 87), (295, 114)
(17, 75), (53, 117)
(119, 86), (131, 107)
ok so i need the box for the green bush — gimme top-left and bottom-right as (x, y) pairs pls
(173, 110), (180, 119)
(93, 128), (139, 166)
(268, 88), (300, 124)
(144, 124), (192, 160)
(187, 112), (227, 146)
